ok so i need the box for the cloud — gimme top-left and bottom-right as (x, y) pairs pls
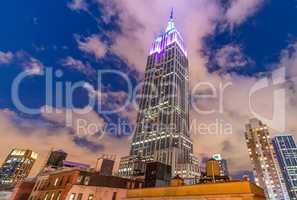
(1, 0), (279, 176)
(0, 108), (133, 176)
(67, 0), (88, 11)
(214, 44), (251, 70)
(225, 0), (264, 27)
(83, 82), (136, 123)
(75, 34), (108, 60)
(61, 56), (96, 75)
(41, 105), (105, 140)
(69, 0), (269, 174)
(22, 57), (44, 75)
(0, 50), (44, 75)
(0, 51), (14, 64)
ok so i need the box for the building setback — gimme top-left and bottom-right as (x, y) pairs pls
(0, 149), (37, 186)
(118, 10), (199, 180)
(273, 135), (297, 200)
(244, 118), (289, 200)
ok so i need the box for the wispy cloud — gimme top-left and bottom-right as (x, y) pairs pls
(67, 0), (88, 11)
(61, 56), (96, 75)
(75, 34), (108, 60)
(225, 0), (264, 27)
(215, 44), (252, 70)
(22, 57), (44, 75)
(0, 51), (14, 64)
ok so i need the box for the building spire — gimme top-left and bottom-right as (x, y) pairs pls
(166, 8), (175, 32)
(170, 8), (174, 20)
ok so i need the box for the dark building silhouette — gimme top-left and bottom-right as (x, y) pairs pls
(144, 162), (171, 188)
(96, 155), (116, 176)
(45, 150), (67, 168)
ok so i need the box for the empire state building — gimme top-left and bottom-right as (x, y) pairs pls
(118, 11), (199, 180)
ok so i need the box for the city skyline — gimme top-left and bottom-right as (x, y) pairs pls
(0, 0), (297, 184)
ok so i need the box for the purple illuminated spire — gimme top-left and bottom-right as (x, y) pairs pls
(150, 9), (187, 57)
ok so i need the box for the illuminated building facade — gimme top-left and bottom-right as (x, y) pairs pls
(118, 10), (199, 179)
(0, 149), (37, 185)
(273, 135), (297, 200)
(245, 118), (288, 200)
(212, 154), (229, 177)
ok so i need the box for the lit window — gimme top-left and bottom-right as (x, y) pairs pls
(76, 175), (83, 184)
(69, 193), (76, 200)
(44, 193), (49, 200)
(49, 192), (55, 200)
(87, 194), (94, 200)
(54, 178), (59, 186)
(84, 176), (90, 185)
(56, 192), (61, 200)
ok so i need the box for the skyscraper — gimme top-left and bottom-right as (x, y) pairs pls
(118, 10), (199, 179)
(244, 118), (289, 200)
(212, 154), (229, 177)
(273, 135), (297, 200)
(0, 149), (37, 185)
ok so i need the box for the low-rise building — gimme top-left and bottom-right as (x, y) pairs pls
(29, 167), (143, 200)
(126, 180), (266, 200)
(9, 179), (35, 200)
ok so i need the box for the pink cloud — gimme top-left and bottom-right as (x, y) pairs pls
(76, 34), (108, 60)
(0, 51), (14, 64)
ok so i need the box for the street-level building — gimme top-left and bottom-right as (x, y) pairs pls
(28, 168), (143, 200)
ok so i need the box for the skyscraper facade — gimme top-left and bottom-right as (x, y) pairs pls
(212, 154), (229, 177)
(118, 11), (199, 179)
(0, 149), (37, 185)
(273, 135), (297, 200)
(244, 118), (289, 200)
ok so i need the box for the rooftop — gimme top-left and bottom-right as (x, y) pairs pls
(127, 181), (265, 199)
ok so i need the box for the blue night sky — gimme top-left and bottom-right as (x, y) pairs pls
(0, 0), (297, 177)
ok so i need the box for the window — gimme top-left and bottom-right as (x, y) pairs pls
(59, 177), (64, 186)
(69, 193), (76, 200)
(56, 192), (61, 200)
(112, 192), (117, 200)
(66, 176), (71, 184)
(44, 193), (49, 200)
(83, 176), (90, 185)
(76, 175), (83, 184)
(87, 194), (94, 200)
(77, 193), (83, 200)
(49, 192), (55, 200)
(54, 178), (59, 186)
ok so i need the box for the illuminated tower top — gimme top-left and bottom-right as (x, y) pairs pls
(149, 10), (187, 56)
